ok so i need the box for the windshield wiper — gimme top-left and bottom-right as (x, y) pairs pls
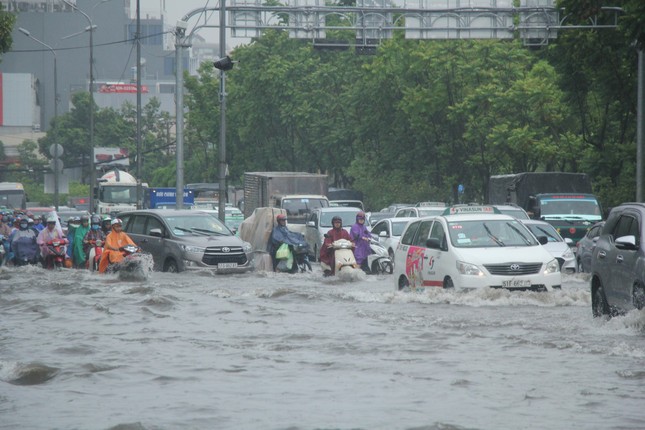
(193, 228), (228, 236)
(483, 223), (505, 246)
(506, 222), (532, 245)
(536, 226), (557, 241)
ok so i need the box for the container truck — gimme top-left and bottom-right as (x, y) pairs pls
(243, 172), (329, 233)
(487, 172), (603, 244)
(94, 170), (147, 215)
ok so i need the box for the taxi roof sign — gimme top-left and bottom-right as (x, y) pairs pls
(443, 205), (501, 215)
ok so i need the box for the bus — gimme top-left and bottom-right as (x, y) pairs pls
(0, 182), (27, 210)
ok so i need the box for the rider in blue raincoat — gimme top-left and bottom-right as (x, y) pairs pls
(268, 213), (307, 271)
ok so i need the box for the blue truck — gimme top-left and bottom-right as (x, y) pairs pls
(144, 188), (194, 209)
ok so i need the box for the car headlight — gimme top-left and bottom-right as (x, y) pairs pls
(544, 258), (560, 274)
(181, 245), (205, 254)
(562, 248), (574, 259)
(456, 260), (483, 276)
(242, 241), (252, 253)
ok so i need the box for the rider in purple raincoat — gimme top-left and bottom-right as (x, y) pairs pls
(349, 211), (372, 272)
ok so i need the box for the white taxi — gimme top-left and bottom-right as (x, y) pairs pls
(393, 206), (562, 292)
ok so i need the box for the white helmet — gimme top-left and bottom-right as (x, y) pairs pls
(46, 214), (57, 223)
(111, 218), (123, 226)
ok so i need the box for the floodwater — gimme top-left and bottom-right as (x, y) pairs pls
(1, 263), (644, 430)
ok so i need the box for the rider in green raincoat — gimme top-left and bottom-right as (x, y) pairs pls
(72, 215), (91, 268)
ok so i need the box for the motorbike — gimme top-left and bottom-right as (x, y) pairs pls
(366, 237), (394, 275)
(43, 238), (70, 269)
(320, 237), (360, 276)
(107, 244), (148, 281)
(86, 238), (104, 271)
(275, 241), (313, 273)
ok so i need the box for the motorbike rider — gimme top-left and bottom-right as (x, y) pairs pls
(11, 216), (40, 266)
(83, 215), (107, 266)
(37, 214), (67, 264)
(268, 213), (307, 272)
(101, 215), (112, 235)
(98, 218), (138, 273)
(32, 214), (45, 232)
(350, 211), (372, 273)
(71, 215), (91, 268)
(320, 215), (353, 276)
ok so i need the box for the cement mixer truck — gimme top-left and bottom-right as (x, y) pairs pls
(94, 170), (147, 216)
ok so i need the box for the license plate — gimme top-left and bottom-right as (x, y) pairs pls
(503, 279), (531, 288)
(218, 262), (238, 269)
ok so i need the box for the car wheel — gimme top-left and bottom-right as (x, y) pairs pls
(163, 259), (179, 273)
(443, 277), (454, 289)
(398, 276), (410, 291)
(633, 282), (645, 310)
(592, 282), (610, 317)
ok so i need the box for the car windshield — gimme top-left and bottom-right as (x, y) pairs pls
(101, 185), (138, 204)
(392, 221), (410, 236)
(525, 223), (563, 243)
(320, 212), (359, 228)
(163, 214), (231, 236)
(417, 208), (445, 217)
(496, 208), (529, 219)
(448, 219), (539, 248)
(282, 198), (329, 224)
(540, 197), (602, 220)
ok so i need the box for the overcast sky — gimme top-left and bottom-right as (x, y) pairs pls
(137, 0), (248, 49)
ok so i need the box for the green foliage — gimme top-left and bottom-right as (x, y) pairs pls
(0, 6), (16, 55)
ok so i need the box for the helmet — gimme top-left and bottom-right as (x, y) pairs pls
(102, 214), (111, 221)
(332, 216), (342, 224)
(81, 215), (90, 222)
(91, 215), (102, 224)
(46, 214), (57, 223)
(26, 211), (34, 218)
(27, 218), (34, 224)
(276, 214), (287, 222)
(111, 218), (123, 226)
(356, 211), (366, 220)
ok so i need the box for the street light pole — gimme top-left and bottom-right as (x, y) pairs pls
(63, 0), (95, 213)
(174, 22), (187, 209)
(218, 0), (227, 223)
(19, 27), (60, 210)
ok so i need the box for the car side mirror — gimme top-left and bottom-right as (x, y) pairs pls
(307, 221), (315, 227)
(149, 228), (163, 238)
(379, 231), (387, 237)
(537, 236), (548, 245)
(615, 235), (639, 250)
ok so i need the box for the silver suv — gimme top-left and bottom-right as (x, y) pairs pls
(591, 203), (645, 317)
(118, 209), (253, 273)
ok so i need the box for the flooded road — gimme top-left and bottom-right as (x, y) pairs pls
(1, 265), (644, 430)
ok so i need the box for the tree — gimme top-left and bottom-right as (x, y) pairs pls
(0, 5), (16, 56)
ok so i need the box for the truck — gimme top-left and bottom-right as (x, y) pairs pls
(243, 172), (330, 233)
(0, 182), (27, 210)
(94, 169), (147, 216)
(144, 188), (194, 209)
(487, 172), (603, 245)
